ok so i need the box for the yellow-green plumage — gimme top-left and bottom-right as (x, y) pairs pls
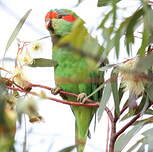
(45, 9), (103, 152)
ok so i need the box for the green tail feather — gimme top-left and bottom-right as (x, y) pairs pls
(71, 106), (96, 152)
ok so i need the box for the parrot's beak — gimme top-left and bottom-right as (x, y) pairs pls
(45, 19), (54, 32)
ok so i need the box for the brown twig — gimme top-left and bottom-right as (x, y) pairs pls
(7, 86), (100, 107)
(115, 113), (141, 139)
(145, 1), (153, 4)
(106, 117), (110, 152)
(109, 118), (116, 152)
(114, 106), (128, 122)
(108, 105), (130, 152)
(31, 83), (99, 104)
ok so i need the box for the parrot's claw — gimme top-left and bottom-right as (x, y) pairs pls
(51, 87), (61, 95)
(77, 93), (88, 103)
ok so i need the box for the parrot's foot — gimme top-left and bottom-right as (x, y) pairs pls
(77, 93), (88, 103)
(51, 87), (61, 95)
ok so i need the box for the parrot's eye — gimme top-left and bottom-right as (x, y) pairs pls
(57, 14), (63, 19)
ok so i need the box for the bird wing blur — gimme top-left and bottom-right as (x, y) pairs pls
(45, 9), (103, 152)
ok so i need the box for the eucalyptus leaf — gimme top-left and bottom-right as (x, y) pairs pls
(141, 128), (153, 151)
(58, 145), (77, 152)
(121, 110), (136, 121)
(98, 81), (111, 121)
(127, 138), (144, 152)
(114, 17), (130, 58)
(137, 143), (145, 152)
(145, 82), (153, 101)
(142, 127), (153, 136)
(97, 0), (121, 7)
(118, 83), (124, 101)
(115, 123), (144, 152)
(99, 64), (117, 71)
(136, 94), (148, 113)
(98, 10), (113, 28)
(145, 109), (153, 115)
(137, 28), (149, 55)
(97, 0), (112, 7)
(134, 117), (153, 126)
(28, 58), (58, 67)
(134, 53), (153, 72)
(4, 9), (32, 56)
(77, 0), (85, 4)
(87, 83), (104, 99)
(111, 68), (120, 116)
(125, 8), (144, 55)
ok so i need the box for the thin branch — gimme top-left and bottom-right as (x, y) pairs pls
(106, 117), (110, 152)
(7, 86), (99, 107)
(114, 106), (128, 122)
(109, 119), (116, 152)
(145, 1), (153, 4)
(115, 113), (141, 139)
(105, 107), (114, 123)
(32, 83), (99, 104)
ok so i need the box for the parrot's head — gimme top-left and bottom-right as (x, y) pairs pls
(45, 9), (78, 36)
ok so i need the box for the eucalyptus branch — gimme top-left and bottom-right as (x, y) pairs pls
(109, 119), (116, 152)
(114, 106), (128, 122)
(115, 113), (141, 139)
(7, 86), (99, 107)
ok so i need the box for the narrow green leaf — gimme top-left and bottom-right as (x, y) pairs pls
(98, 81), (111, 121)
(58, 145), (77, 152)
(145, 82), (153, 101)
(28, 58), (58, 67)
(148, 142), (153, 151)
(136, 94), (147, 113)
(121, 96), (148, 122)
(98, 10), (113, 28)
(118, 83), (124, 101)
(99, 64), (117, 71)
(97, 0), (112, 6)
(142, 127), (153, 136)
(121, 110), (136, 121)
(145, 109), (153, 115)
(87, 83), (104, 99)
(137, 143), (145, 151)
(134, 53), (153, 72)
(112, 0), (117, 31)
(125, 8), (144, 55)
(97, 0), (121, 7)
(137, 28), (149, 55)
(127, 138), (144, 152)
(115, 123), (144, 152)
(114, 17), (131, 58)
(111, 68), (120, 116)
(134, 117), (153, 126)
(141, 127), (153, 151)
(4, 9), (32, 56)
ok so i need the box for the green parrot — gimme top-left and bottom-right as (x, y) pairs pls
(45, 9), (104, 152)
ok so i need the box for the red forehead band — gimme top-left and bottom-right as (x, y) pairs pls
(45, 12), (58, 21)
(45, 12), (76, 22)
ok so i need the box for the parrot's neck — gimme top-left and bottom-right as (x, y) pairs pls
(51, 34), (61, 45)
